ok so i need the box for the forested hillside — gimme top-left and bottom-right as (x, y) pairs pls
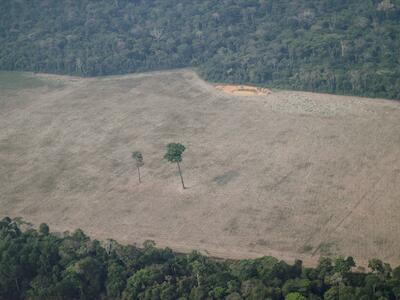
(1, 0), (400, 99)
(1, 217), (400, 300)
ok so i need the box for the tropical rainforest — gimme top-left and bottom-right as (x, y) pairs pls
(1, 0), (400, 99)
(1, 217), (400, 300)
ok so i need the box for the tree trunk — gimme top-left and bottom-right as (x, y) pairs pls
(15, 278), (20, 293)
(137, 166), (141, 183)
(176, 161), (185, 189)
(196, 272), (201, 287)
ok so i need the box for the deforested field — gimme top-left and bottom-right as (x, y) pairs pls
(1, 69), (399, 266)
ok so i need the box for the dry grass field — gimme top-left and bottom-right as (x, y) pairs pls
(1, 69), (400, 266)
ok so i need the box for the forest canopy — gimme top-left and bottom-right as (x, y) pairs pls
(1, 217), (400, 300)
(1, 0), (400, 99)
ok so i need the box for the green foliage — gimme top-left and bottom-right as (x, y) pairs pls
(1, 1), (400, 99)
(1, 216), (400, 300)
(38, 223), (49, 235)
(164, 143), (185, 163)
(164, 143), (187, 188)
(282, 278), (311, 297)
(132, 150), (144, 183)
(132, 151), (144, 168)
(286, 292), (307, 300)
(323, 285), (356, 300)
(105, 262), (126, 298)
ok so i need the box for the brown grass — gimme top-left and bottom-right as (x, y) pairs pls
(1, 69), (400, 267)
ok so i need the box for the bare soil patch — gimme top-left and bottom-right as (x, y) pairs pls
(215, 84), (271, 96)
(1, 70), (399, 267)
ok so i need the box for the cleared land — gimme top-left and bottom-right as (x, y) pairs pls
(1, 70), (400, 266)
(215, 84), (271, 96)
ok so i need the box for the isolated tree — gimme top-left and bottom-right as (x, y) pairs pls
(38, 223), (49, 235)
(164, 143), (186, 189)
(132, 151), (144, 183)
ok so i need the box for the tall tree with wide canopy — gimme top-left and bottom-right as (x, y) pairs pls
(164, 143), (186, 189)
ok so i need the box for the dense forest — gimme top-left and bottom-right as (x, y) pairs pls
(1, 0), (400, 99)
(1, 217), (400, 300)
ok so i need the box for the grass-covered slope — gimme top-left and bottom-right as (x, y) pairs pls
(1, 217), (400, 300)
(1, 0), (400, 99)
(0, 71), (55, 90)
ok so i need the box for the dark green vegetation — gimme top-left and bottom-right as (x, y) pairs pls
(1, 0), (400, 99)
(164, 143), (186, 189)
(1, 217), (400, 300)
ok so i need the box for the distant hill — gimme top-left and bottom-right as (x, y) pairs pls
(1, 0), (400, 99)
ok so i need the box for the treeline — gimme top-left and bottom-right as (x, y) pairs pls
(1, 217), (400, 300)
(1, 0), (400, 99)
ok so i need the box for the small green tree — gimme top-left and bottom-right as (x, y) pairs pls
(132, 151), (144, 183)
(164, 143), (186, 189)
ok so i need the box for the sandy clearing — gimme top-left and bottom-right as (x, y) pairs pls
(215, 84), (271, 96)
